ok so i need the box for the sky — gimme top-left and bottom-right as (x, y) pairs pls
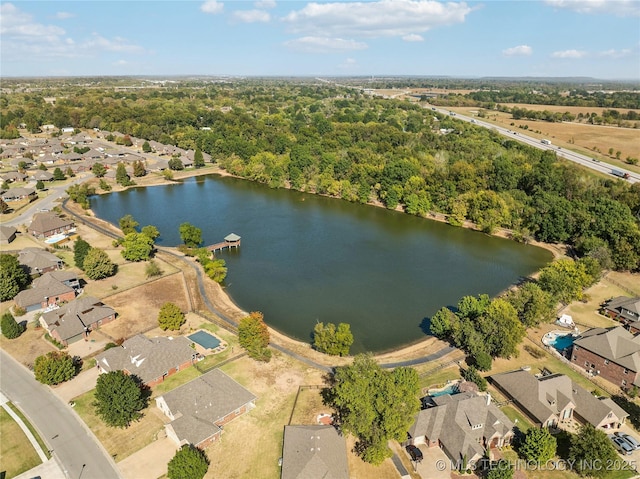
(1, 0), (639, 79)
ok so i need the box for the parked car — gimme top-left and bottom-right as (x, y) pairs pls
(405, 444), (423, 462)
(615, 432), (640, 450)
(610, 434), (634, 455)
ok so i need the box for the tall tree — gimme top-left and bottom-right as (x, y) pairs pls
(0, 253), (29, 301)
(83, 248), (116, 280)
(73, 237), (92, 270)
(157, 302), (185, 331)
(313, 322), (354, 356)
(93, 371), (147, 428)
(179, 222), (202, 248)
(121, 232), (154, 262)
(1, 311), (24, 339)
(519, 427), (557, 463)
(167, 445), (209, 479)
(34, 351), (77, 385)
(91, 163), (107, 177)
(141, 225), (160, 241)
(193, 148), (205, 168)
(52, 167), (65, 181)
(568, 424), (618, 478)
(538, 258), (593, 304)
(133, 160), (146, 177)
(327, 354), (420, 465)
(506, 282), (555, 327)
(238, 311), (271, 362)
(115, 162), (131, 186)
(119, 214), (139, 235)
(142, 141), (151, 153)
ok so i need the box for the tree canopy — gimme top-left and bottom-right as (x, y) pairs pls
(93, 370), (147, 428)
(34, 351), (77, 385)
(121, 232), (154, 262)
(568, 424), (618, 478)
(157, 302), (185, 331)
(313, 322), (354, 356)
(238, 311), (271, 362)
(179, 222), (202, 248)
(73, 237), (92, 270)
(119, 214), (139, 235)
(326, 354), (420, 465)
(1, 311), (24, 339)
(0, 253), (29, 301)
(518, 427), (557, 463)
(167, 445), (209, 479)
(83, 248), (116, 280)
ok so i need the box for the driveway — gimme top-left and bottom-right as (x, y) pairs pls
(404, 444), (452, 479)
(51, 367), (99, 403)
(117, 436), (177, 479)
(611, 424), (640, 471)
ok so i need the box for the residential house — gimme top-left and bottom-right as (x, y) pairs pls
(31, 171), (54, 182)
(0, 225), (17, 244)
(9, 158), (34, 169)
(602, 297), (640, 333)
(40, 295), (116, 345)
(96, 335), (198, 387)
(28, 212), (74, 238)
(1, 187), (37, 202)
(60, 152), (82, 162)
(1, 171), (27, 183)
(14, 271), (78, 312)
(156, 369), (257, 448)
(570, 326), (640, 390)
(491, 370), (628, 430)
(407, 392), (513, 467)
(18, 247), (64, 275)
(36, 154), (59, 165)
(281, 425), (349, 479)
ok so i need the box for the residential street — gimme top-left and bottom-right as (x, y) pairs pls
(0, 349), (122, 479)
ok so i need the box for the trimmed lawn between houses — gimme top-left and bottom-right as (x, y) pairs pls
(0, 407), (41, 478)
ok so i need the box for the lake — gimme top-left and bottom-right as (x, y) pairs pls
(90, 175), (552, 353)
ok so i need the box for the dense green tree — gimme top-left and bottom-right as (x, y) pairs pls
(73, 237), (92, 270)
(121, 232), (154, 262)
(52, 167), (65, 181)
(506, 282), (555, 327)
(115, 162), (132, 186)
(1, 311), (24, 339)
(238, 311), (271, 362)
(429, 306), (459, 339)
(0, 253), (29, 301)
(168, 158), (184, 170)
(167, 445), (209, 479)
(34, 351), (77, 385)
(94, 370), (147, 428)
(141, 225), (160, 241)
(92, 163), (107, 177)
(204, 258), (227, 283)
(519, 427), (557, 463)
(568, 424), (618, 478)
(35, 180), (44, 190)
(38, 162), (47, 171)
(313, 322), (354, 356)
(327, 354), (420, 465)
(158, 302), (185, 331)
(83, 248), (116, 280)
(461, 366), (487, 391)
(133, 160), (146, 177)
(481, 299), (525, 358)
(119, 214), (139, 235)
(471, 351), (492, 371)
(142, 141), (151, 153)
(66, 183), (95, 209)
(64, 167), (75, 178)
(193, 148), (204, 168)
(179, 222), (202, 248)
(538, 259), (593, 304)
(487, 460), (513, 479)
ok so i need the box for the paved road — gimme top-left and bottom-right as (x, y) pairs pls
(0, 349), (122, 479)
(431, 107), (639, 184)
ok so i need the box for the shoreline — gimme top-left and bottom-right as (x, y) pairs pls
(83, 165), (564, 362)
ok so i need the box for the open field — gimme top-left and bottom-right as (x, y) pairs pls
(450, 106), (640, 167)
(0, 321), (58, 368)
(0, 407), (42, 479)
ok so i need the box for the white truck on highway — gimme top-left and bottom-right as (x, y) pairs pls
(541, 139), (552, 145)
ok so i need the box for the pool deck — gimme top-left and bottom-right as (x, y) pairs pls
(187, 330), (227, 356)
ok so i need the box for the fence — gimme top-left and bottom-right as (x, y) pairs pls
(288, 385), (325, 425)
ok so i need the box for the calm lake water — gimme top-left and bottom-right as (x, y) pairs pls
(90, 175), (552, 353)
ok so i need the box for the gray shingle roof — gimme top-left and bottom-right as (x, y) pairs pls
(14, 272), (75, 308)
(0, 225), (17, 243)
(96, 334), (196, 385)
(605, 296), (640, 323)
(573, 326), (640, 373)
(491, 370), (628, 427)
(281, 425), (349, 479)
(42, 296), (114, 341)
(18, 248), (63, 273)
(28, 213), (74, 236)
(409, 392), (513, 463)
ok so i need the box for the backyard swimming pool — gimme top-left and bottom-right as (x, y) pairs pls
(543, 330), (578, 353)
(188, 330), (221, 350)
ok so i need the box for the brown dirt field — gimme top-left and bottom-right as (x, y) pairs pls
(500, 103), (640, 117)
(0, 322), (57, 368)
(452, 106), (640, 166)
(97, 273), (191, 341)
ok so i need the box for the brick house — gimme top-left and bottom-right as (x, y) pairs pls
(40, 296), (116, 345)
(18, 248), (64, 275)
(570, 326), (640, 390)
(407, 392), (513, 466)
(602, 297), (640, 333)
(28, 212), (74, 238)
(491, 370), (628, 430)
(14, 271), (79, 312)
(156, 369), (257, 448)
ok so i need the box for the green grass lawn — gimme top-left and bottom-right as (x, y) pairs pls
(500, 405), (534, 434)
(418, 365), (461, 392)
(0, 407), (42, 478)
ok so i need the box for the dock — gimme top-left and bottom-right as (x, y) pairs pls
(206, 233), (241, 252)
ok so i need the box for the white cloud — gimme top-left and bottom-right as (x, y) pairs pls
(284, 36), (368, 53)
(545, 0), (640, 17)
(55, 12), (74, 20)
(201, 1), (224, 14)
(403, 33), (424, 42)
(502, 45), (532, 57)
(282, 0), (472, 38)
(339, 57), (358, 70)
(598, 48), (633, 58)
(0, 3), (144, 61)
(233, 10), (271, 23)
(552, 49), (587, 58)
(113, 60), (128, 66)
(254, 0), (276, 8)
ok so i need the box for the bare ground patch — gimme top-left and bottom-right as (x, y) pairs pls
(0, 322), (57, 368)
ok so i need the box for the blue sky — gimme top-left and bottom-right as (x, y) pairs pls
(1, 0), (639, 79)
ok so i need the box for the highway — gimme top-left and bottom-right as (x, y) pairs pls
(430, 106), (639, 185)
(0, 350), (122, 479)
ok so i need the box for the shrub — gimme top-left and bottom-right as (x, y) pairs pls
(1, 311), (24, 339)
